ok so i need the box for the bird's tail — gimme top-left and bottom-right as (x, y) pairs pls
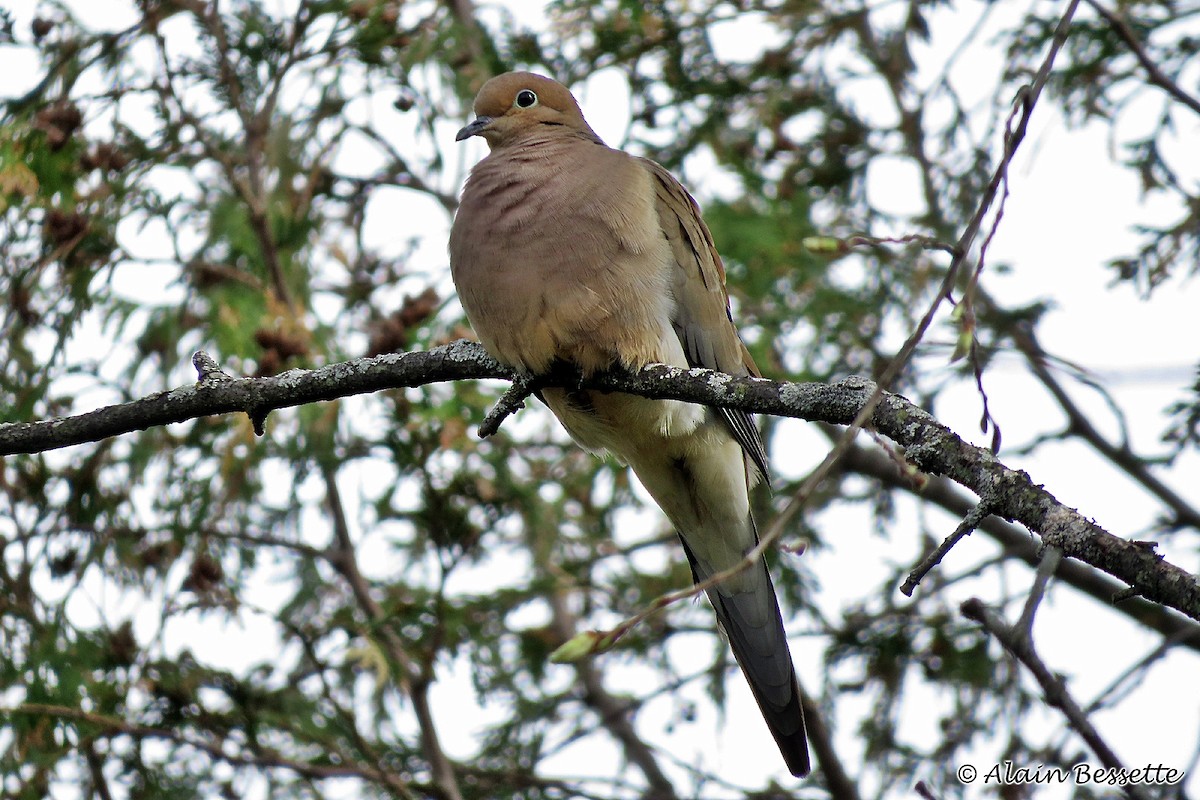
(678, 532), (811, 777)
(616, 424), (809, 776)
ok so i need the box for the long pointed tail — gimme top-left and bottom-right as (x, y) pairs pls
(679, 534), (810, 777)
(609, 414), (810, 776)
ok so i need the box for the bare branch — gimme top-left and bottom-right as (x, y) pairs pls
(0, 343), (508, 455)
(3, 342), (1198, 622)
(83, 741), (115, 800)
(536, 529), (679, 798)
(477, 371), (541, 437)
(2, 340), (1200, 623)
(319, 466), (466, 799)
(1015, 546), (1063, 638)
(838, 442), (1200, 654)
(801, 689), (862, 800)
(902, 497), (997, 596)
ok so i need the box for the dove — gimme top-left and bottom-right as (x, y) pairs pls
(449, 72), (809, 777)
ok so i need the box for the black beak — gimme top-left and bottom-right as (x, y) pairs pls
(455, 116), (493, 141)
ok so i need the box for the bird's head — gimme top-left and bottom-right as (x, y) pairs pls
(456, 72), (600, 148)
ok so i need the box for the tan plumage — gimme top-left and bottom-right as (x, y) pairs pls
(448, 72), (809, 777)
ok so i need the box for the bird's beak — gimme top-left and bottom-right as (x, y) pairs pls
(456, 116), (493, 141)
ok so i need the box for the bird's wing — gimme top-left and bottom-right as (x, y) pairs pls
(640, 157), (770, 480)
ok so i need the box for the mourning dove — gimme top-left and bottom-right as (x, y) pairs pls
(449, 72), (809, 777)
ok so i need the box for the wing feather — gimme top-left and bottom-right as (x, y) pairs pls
(642, 158), (770, 480)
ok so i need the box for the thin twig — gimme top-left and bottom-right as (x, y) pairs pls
(901, 498), (996, 596)
(836, 439), (1200, 654)
(1015, 546), (1063, 639)
(478, 372), (540, 438)
(1084, 0), (1200, 118)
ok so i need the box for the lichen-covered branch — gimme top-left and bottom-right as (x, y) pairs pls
(2, 340), (1197, 623)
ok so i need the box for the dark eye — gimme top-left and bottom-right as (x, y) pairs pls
(515, 89), (538, 108)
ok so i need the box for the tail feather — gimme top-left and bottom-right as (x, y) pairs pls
(678, 534), (811, 777)
(710, 564), (809, 777)
(603, 411), (810, 777)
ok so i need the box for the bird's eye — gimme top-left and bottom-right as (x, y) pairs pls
(515, 89), (538, 108)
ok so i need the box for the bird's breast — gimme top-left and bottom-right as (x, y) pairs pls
(450, 143), (678, 374)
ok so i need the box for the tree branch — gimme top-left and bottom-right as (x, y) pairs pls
(319, 464), (464, 800)
(0, 343), (508, 455)
(546, 588), (679, 800)
(3, 341), (1198, 623)
(800, 689), (862, 800)
(837, 442), (1200, 654)
(901, 495), (997, 596)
